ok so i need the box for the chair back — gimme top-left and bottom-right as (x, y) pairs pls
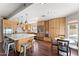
(57, 39), (69, 56)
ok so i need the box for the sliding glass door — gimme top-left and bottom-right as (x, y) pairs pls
(67, 20), (78, 56)
(68, 23), (78, 45)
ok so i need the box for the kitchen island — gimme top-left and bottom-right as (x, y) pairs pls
(5, 34), (36, 54)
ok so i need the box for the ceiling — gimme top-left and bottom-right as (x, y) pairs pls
(9, 3), (79, 23)
(0, 3), (24, 18)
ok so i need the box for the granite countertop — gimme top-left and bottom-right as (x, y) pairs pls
(5, 34), (36, 41)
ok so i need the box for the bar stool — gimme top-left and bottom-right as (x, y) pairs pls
(3, 38), (15, 56)
(20, 39), (33, 56)
(6, 41), (15, 56)
(20, 43), (31, 56)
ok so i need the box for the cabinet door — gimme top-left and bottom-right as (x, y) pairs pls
(3, 20), (11, 28)
(49, 17), (66, 38)
(54, 19), (60, 37)
(49, 19), (55, 38)
(45, 21), (49, 31)
(59, 18), (66, 35)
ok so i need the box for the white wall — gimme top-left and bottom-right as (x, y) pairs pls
(66, 11), (79, 37)
(66, 11), (79, 21)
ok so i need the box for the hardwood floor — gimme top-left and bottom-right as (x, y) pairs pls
(0, 40), (78, 56)
(32, 40), (57, 56)
(0, 40), (57, 56)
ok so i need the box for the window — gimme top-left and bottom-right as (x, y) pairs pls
(68, 22), (78, 45)
(3, 28), (13, 34)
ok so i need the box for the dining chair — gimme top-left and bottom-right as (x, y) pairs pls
(57, 39), (70, 56)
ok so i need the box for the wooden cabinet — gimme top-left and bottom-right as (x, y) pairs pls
(59, 18), (66, 35)
(37, 21), (45, 32)
(37, 21), (45, 40)
(3, 19), (17, 32)
(45, 21), (49, 32)
(37, 20), (49, 41)
(49, 19), (56, 37)
(3, 20), (32, 33)
(3, 20), (11, 28)
(37, 17), (66, 42)
(49, 17), (66, 39)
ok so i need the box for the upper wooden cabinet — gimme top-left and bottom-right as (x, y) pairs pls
(3, 20), (11, 28)
(3, 19), (17, 28)
(3, 20), (32, 32)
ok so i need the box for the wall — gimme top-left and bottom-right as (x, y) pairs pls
(66, 11), (79, 21)
(0, 19), (3, 42)
(66, 11), (79, 38)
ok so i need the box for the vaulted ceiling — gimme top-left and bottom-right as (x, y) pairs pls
(0, 3), (32, 19)
(0, 3), (23, 18)
(9, 3), (79, 23)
